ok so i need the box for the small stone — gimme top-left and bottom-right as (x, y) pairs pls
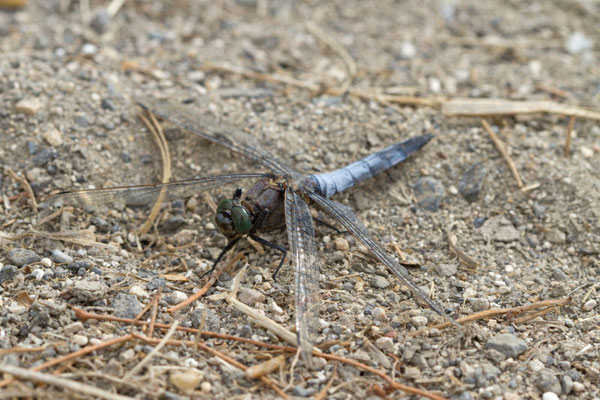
(90, 9), (111, 34)
(375, 337), (395, 352)
(166, 291), (188, 305)
(40, 258), (52, 267)
(371, 307), (387, 322)
(435, 263), (457, 277)
(15, 98), (43, 115)
(170, 369), (203, 393)
(528, 358), (545, 372)
(410, 316), (428, 327)
(536, 369), (561, 394)
(469, 298), (489, 311)
(8, 302), (28, 314)
(580, 146), (594, 158)
(542, 392), (559, 400)
(71, 334), (88, 346)
(486, 333), (527, 357)
(414, 176), (444, 212)
(371, 275), (389, 289)
(120, 348), (135, 361)
(186, 197), (198, 211)
(51, 249), (73, 264)
(31, 268), (45, 280)
(112, 293), (143, 319)
(162, 215), (186, 232)
(91, 217), (111, 233)
(545, 229), (566, 244)
(129, 285), (149, 298)
(238, 287), (265, 306)
(566, 32), (594, 54)
(200, 381), (211, 393)
(582, 299), (597, 312)
(552, 267), (568, 281)
(458, 162), (486, 202)
(9, 248), (40, 266)
(42, 127), (63, 146)
(400, 41), (416, 59)
(480, 216), (520, 242)
(267, 300), (283, 315)
(81, 43), (97, 55)
(561, 374), (573, 394)
(64, 322), (84, 334)
(0, 265), (18, 283)
(33, 148), (58, 167)
(571, 382), (585, 392)
(334, 237), (349, 251)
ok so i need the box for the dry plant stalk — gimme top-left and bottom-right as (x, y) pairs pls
(137, 110), (172, 235)
(5, 167), (38, 212)
(564, 115), (576, 157)
(446, 231), (480, 269)
(481, 119), (524, 188)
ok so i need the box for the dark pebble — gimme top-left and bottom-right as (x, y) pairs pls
(91, 267), (102, 275)
(473, 216), (487, 228)
(120, 151), (132, 163)
(9, 248), (40, 266)
(66, 261), (91, 274)
(171, 200), (185, 213)
(91, 217), (111, 233)
(51, 249), (73, 264)
(162, 215), (186, 232)
(458, 162), (486, 202)
(237, 324), (252, 338)
(90, 10), (111, 34)
(0, 265), (18, 283)
(112, 293), (143, 319)
(531, 202), (546, 219)
(147, 277), (166, 290)
(27, 141), (38, 154)
(33, 148), (58, 167)
(74, 114), (89, 127)
(190, 307), (221, 331)
(413, 176), (444, 212)
(101, 97), (116, 111)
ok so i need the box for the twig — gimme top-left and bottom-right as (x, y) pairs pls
(481, 119), (523, 188)
(0, 364), (135, 400)
(167, 252), (245, 313)
(564, 115), (576, 157)
(133, 333), (288, 399)
(446, 231), (480, 269)
(124, 321), (179, 380)
(0, 334), (133, 388)
(409, 298), (571, 335)
(147, 288), (161, 338)
(137, 110), (171, 235)
(5, 168), (38, 212)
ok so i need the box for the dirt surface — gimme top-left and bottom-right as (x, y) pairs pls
(1, 1), (599, 399)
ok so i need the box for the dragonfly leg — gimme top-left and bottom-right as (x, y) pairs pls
(200, 235), (242, 279)
(249, 234), (287, 281)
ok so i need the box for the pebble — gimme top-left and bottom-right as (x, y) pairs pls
(162, 215), (186, 232)
(200, 381), (211, 393)
(171, 229), (194, 245)
(580, 146), (594, 158)
(166, 291), (188, 305)
(90, 9), (111, 34)
(170, 369), (203, 393)
(572, 381), (585, 392)
(0, 265), (18, 283)
(486, 333), (527, 357)
(267, 300), (283, 315)
(371, 275), (389, 289)
(186, 197), (198, 211)
(561, 374), (573, 394)
(545, 229), (566, 244)
(31, 268), (45, 280)
(33, 148), (58, 167)
(51, 249), (73, 264)
(8, 301), (28, 315)
(81, 43), (98, 56)
(566, 32), (593, 54)
(375, 337), (395, 352)
(400, 40), (416, 59)
(581, 299), (597, 312)
(435, 263), (457, 277)
(413, 176), (445, 212)
(458, 162), (486, 202)
(238, 287), (265, 306)
(129, 285), (149, 298)
(120, 348), (135, 361)
(480, 216), (520, 242)
(410, 316), (428, 327)
(551, 267), (567, 281)
(112, 293), (143, 319)
(71, 334), (89, 346)
(42, 127), (63, 146)
(371, 307), (387, 322)
(40, 258), (52, 267)
(9, 248), (40, 266)
(542, 392), (559, 400)
(334, 237), (349, 251)
(469, 298), (489, 311)
(528, 358), (545, 372)
(15, 98), (43, 115)
(536, 369), (562, 394)
(64, 322), (84, 334)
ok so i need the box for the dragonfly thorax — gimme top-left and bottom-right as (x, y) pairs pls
(215, 197), (253, 237)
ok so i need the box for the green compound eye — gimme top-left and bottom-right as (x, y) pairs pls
(216, 199), (233, 214)
(231, 206), (252, 234)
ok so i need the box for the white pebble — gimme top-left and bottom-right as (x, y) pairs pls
(129, 285), (149, 298)
(40, 258), (53, 267)
(167, 291), (188, 305)
(201, 381), (211, 393)
(410, 316), (428, 327)
(32, 269), (45, 280)
(71, 334), (89, 346)
(120, 348), (135, 361)
(542, 392), (559, 400)
(334, 237), (349, 251)
(42, 127), (63, 147)
(582, 299), (597, 312)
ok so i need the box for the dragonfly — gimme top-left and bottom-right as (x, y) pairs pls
(46, 98), (455, 363)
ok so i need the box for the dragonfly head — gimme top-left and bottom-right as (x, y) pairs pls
(215, 198), (253, 237)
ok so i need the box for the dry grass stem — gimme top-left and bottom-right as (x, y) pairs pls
(446, 231), (480, 269)
(564, 115), (576, 157)
(481, 119), (524, 188)
(137, 110), (171, 235)
(443, 98), (600, 120)
(0, 364), (135, 400)
(167, 252), (245, 313)
(5, 168), (37, 212)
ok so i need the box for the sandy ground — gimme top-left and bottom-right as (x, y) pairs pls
(0, 1), (599, 399)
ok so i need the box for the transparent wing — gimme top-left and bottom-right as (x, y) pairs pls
(309, 192), (454, 323)
(44, 173), (271, 208)
(284, 188), (321, 364)
(138, 98), (301, 178)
